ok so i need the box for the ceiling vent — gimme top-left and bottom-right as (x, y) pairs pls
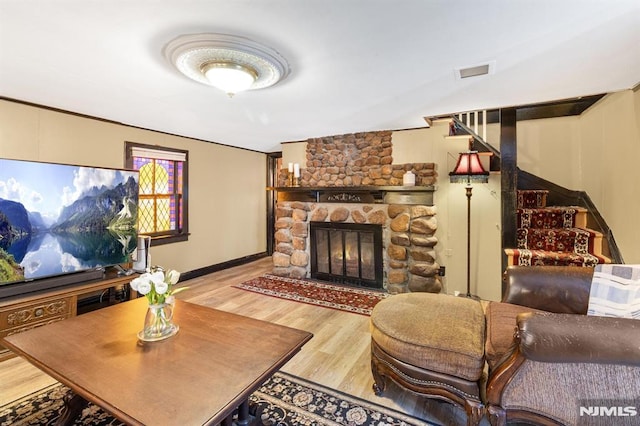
(455, 61), (495, 80)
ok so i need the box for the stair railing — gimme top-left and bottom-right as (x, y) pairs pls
(450, 111), (501, 170)
(456, 111), (487, 142)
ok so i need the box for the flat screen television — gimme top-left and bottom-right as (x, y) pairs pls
(0, 158), (139, 298)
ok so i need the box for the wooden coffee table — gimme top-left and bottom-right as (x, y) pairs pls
(1, 298), (312, 425)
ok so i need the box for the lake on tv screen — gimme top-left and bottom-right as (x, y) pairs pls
(17, 231), (137, 281)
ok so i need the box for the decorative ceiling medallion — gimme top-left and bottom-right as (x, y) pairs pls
(164, 33), (290, 94)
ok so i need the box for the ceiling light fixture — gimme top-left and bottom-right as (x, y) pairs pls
(164, 33), (290, 97)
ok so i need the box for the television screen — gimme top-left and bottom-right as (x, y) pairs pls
(0, 158), (139, 287)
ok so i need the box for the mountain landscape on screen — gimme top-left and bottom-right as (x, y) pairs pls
(0, 158), (139, 285)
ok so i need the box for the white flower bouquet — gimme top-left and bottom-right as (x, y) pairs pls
(130, 266), (187, 305)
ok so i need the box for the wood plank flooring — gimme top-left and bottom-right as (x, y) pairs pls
(0, 257), (473, 425)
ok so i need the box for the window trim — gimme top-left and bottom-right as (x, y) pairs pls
(125, 141), (189, 246)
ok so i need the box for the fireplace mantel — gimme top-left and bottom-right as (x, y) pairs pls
(269, 185), (435, 205)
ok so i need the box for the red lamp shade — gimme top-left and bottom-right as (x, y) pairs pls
(449, 151), (489, 184)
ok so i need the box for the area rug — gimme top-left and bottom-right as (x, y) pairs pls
(233, 274), (389, 315)
(0, 371), (434, 426)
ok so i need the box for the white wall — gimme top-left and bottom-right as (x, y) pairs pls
(0, 99), (267, 274)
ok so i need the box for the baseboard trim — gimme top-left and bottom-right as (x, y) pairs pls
(180, 252), (269, 282)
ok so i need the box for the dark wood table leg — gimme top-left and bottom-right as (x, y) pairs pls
(236, 400), (250, 426)
(55, 391), (89, 426)
(248, 400), (264, 426)
(228, 399), (262, 426)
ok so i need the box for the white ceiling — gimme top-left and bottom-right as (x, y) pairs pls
(1, 1), (639, 153)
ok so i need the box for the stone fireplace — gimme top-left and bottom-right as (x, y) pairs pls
(272, 130), (441, 294)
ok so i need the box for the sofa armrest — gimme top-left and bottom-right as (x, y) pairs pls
(502, 265), (593, 313)
(517, 312), (640, 366)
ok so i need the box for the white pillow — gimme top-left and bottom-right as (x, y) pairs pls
(587, 264), (640, 318)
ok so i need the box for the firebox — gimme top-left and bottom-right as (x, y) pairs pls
(309, 222), (383, 289)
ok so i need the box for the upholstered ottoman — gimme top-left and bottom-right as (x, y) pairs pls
(370, 293), (486, 426)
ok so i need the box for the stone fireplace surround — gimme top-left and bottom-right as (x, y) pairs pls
(272, 130), (441, 294)
(273, 201), (441, 293)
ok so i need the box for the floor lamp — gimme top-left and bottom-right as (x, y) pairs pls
(449, 143), (489, 299)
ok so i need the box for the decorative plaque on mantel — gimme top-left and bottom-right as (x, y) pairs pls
(319, 192), (376, 203)
(272, 186), (435, 205)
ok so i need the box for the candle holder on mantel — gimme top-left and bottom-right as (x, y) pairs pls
(287, 163), (300, 187)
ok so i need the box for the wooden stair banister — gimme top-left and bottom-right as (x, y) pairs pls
(450, 113), (501, 172)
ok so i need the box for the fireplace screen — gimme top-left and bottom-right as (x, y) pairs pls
(310, 222), (383, 289)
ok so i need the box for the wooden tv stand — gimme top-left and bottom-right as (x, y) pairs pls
(0, 271), (138, 361)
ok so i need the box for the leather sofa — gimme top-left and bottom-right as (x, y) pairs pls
(485, 266), (640, 425)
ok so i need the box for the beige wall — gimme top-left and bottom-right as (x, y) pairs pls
(517, 116), (582, 189)
(282, 123), (504, 301)
(10, 88), (629, 291)
(392, 125), (503, 301)
(281, 142), (307, 169)
(281, 90), (640, 298)
(519, 89), (640, 263)
(0, 99), (267, 274)
(579, 90), (640, 263)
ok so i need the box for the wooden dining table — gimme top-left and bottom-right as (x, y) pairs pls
(1, 297), (313, 425)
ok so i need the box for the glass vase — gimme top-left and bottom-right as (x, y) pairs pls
(137, 302), (179, 342)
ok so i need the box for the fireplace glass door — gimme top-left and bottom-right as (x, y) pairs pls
(310, 222), (383, 288)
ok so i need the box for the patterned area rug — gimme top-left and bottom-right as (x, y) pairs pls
(233, 274), (389, 315)
(0, 371), (433, 426)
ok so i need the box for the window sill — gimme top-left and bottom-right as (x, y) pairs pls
(149, 233), (189, 246)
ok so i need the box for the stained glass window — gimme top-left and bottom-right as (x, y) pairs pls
(125, 142), (188, 244)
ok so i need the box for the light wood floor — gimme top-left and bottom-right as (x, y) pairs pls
(0, 257), (475, 426)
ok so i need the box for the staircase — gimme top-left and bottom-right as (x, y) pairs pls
(504, 189), (611, 267)
(441, 109), (621, 268)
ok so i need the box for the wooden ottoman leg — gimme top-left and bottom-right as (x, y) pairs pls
(371, 345), (387, 396)
(467, 400), (485, 426)
(371, 338), (485, 426)
(487, 405), (507, 426)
